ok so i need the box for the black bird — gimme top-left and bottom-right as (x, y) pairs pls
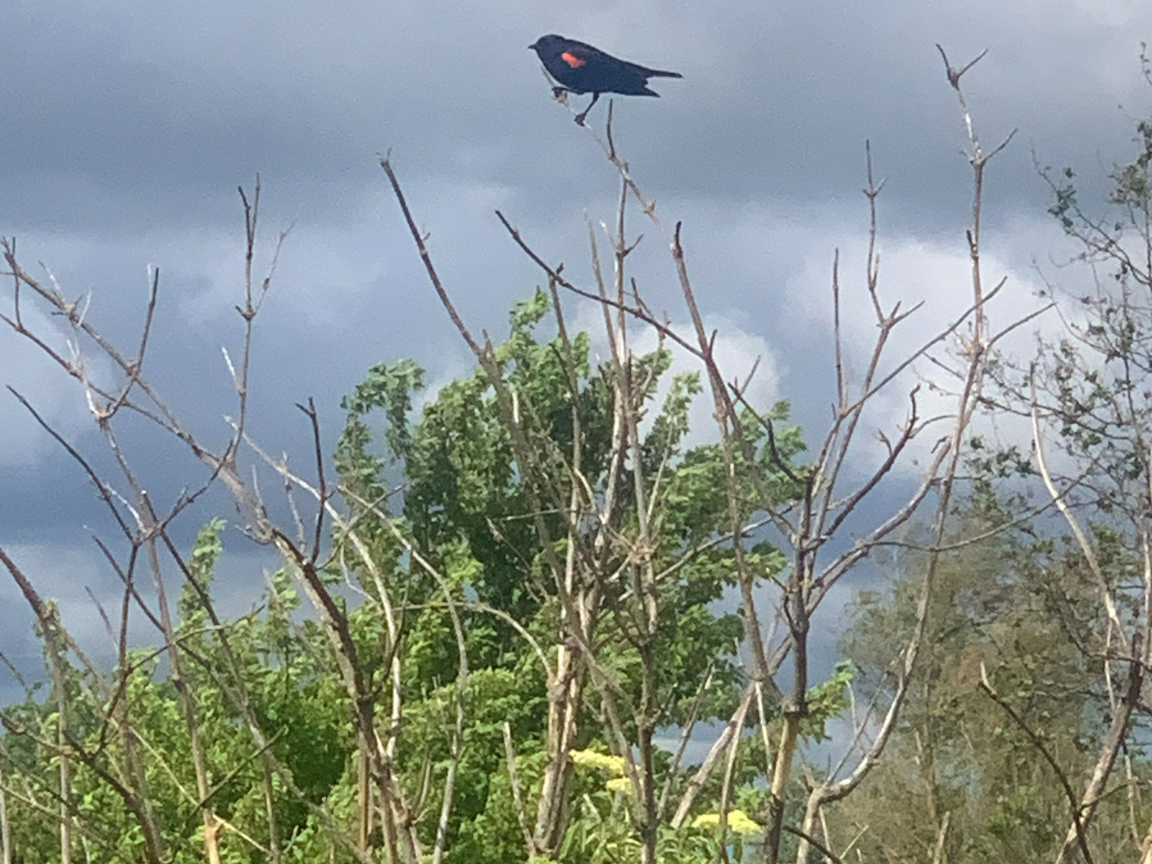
(529, 34), (682, 125)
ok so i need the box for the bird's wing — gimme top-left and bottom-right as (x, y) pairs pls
(556, 41), (598, 71)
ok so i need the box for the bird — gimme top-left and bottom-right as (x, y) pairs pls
(528, 34), (682, 125)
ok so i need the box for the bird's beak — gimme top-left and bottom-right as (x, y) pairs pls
(528, 41), (537, 50)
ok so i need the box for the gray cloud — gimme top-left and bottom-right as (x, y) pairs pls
(5, 0), (1147, 239)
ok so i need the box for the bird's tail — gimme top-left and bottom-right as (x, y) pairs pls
(644, 68), (682, 79)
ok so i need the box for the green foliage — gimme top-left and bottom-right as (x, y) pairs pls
(0, 290), (809, 863)
(1, 540), (357, 863)
(802, 660), (853, 742)
(836, 508), (1146, 864)
(179, 516), (226, 625)
(329, 290), (797, 857)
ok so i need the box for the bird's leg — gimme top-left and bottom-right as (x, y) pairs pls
(575, 92), (600, 126)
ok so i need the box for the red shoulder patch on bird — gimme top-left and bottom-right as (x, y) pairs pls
(560, 51), (586, 68)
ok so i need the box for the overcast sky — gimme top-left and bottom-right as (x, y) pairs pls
(2, 0), (1150, 699)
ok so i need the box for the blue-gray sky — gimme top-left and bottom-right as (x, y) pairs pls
(1, 0), (1148, 696)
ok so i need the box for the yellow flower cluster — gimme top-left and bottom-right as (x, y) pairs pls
(691, 810), (762, 836)
(569, 748), (626, 776)
(605, 777), (633, 795)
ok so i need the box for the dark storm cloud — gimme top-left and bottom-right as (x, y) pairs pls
(4, 0), (1148, 241)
